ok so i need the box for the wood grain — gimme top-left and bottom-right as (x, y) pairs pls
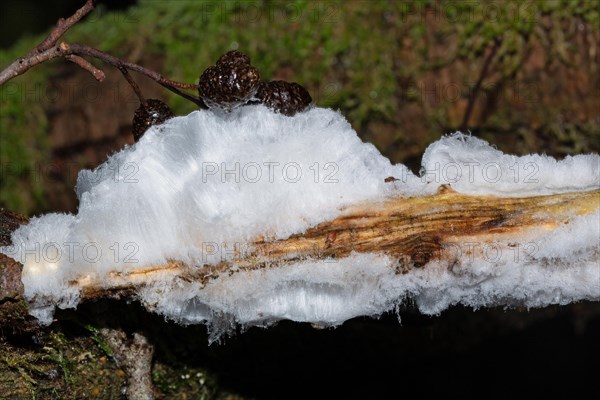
(78, 187), (600, 297)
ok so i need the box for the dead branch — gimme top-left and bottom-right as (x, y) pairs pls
(0, 0), (206, 108)
(65, 54), (105, 81)
(461, 36), (502, 129)
(100, 329), (154, 400)
(25, 0), (95, 58)
(72, 187), (598, 297)
(1, 187), (598, 329)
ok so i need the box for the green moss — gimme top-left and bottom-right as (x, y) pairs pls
(0, 327), (124, 399)
(82, 324), (113, 358)
(152, 362), (222, 400)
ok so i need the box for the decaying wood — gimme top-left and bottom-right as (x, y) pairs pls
(0, 209), (29, 300)
(78, 186), (599, 298)
(0, 210), (38, 333)
(100, 329), (154, 400)
(1, 187), (598, 327)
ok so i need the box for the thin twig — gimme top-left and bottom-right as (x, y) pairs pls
(25, 0), (95, 58)
(461, 36), (502, 129)
(119, 66), (146, 105)
(65, 55), (105, 81)
(67, 44), (205, 107)
(0, 0), (206, 109)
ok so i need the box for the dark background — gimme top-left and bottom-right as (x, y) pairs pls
(0, 0), (136, 49)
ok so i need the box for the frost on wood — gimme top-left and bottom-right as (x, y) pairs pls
(421, 134), (600, 196)
(1, 105), (599, 340)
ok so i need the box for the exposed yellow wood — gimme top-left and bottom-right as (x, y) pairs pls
(79, 188), (600, 297)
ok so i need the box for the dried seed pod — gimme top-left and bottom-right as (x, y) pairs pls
(255, 80), (312, 116)
(132, 99), (174, 142)
(198, 50), (261, 111)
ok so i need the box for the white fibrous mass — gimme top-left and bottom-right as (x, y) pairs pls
(1, 105), (599, 339)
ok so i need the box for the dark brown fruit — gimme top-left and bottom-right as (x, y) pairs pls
(255, 80), (312, 116)
(132, 99), (174, 142)
(198, 50), (261, 111)
(216, 50), (251, 67)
